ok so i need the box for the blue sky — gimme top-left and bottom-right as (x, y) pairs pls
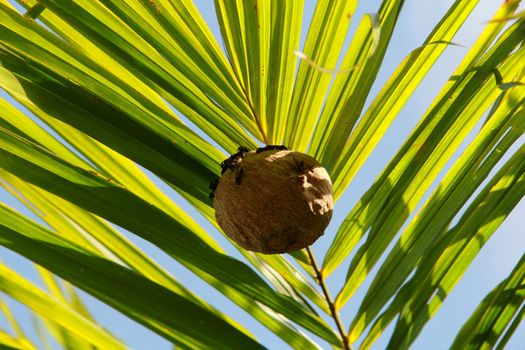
(1, 0), (524, 349)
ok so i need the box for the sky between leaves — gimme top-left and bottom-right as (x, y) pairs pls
(0, 0), (524, 349)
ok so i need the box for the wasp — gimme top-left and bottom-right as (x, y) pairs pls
(256, 144), (288, 154)
(209, 178), (219, 201)
(211, 146), (250, 201)
(293, 157), (305, 173)
(235, 167), (244, 185)
(221, 146), (249, 174)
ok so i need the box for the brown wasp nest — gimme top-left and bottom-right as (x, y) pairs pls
(210, 145), (333, 254)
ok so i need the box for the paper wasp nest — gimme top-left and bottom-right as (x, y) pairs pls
(211, 146), (333, 254)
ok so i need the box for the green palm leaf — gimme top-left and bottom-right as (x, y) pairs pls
(0, 0), (523, 349)
(0, 262), (125, 350)
(451, 252), (525, 350)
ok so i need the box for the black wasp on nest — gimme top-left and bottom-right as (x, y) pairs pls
(209, 145), (288, 201)
(255, 144), (288, 154)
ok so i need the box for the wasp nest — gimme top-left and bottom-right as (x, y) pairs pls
(211, 145), (333, 254)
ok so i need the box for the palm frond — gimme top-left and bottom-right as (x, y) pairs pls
(0, 0), (523, 349)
